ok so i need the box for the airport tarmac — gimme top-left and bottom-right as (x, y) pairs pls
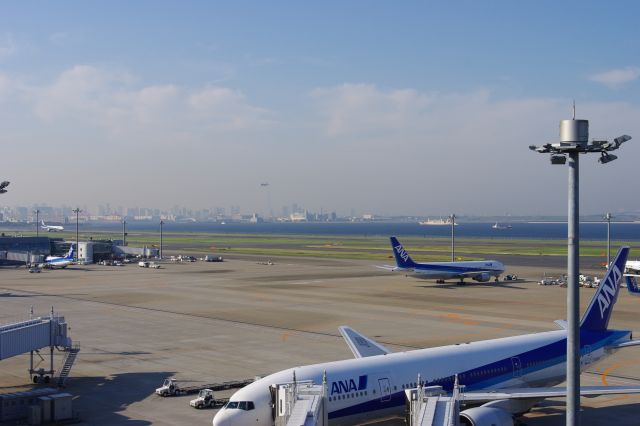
(0, 255), (639, 425)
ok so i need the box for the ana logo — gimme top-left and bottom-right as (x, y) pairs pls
(597, 265), (621, 319)
(394, 244), (409, 262)
(331, 375), (368, 395)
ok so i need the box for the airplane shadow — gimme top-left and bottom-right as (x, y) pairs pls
(519, 399), (640, 425)
(416, 282), (528, 290)
(0, 292), (38, 297)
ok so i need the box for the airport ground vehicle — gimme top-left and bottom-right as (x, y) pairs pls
(138, 261), (149, 268)
(156, 377), (255, 397)
(189, 389), (228, 409)
(203, 255), (224, 262)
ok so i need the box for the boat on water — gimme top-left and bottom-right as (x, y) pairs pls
(418, 217), (457, 226)
(492, 222), (513, 230)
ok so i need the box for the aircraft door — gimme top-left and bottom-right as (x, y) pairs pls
(378, 378), (391, 402)
(511, 357), (522, 377)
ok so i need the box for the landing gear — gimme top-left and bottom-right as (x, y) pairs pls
(31, 369), (51, 384)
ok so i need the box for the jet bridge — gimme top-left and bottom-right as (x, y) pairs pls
(406, 375), (462, 426)
(0, 309), (77, 385)
(272, 373), (328, 426)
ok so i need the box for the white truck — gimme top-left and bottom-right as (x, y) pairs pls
(190, 389), (228, 409)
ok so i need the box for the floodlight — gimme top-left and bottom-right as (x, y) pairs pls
(598, 152), (618, 164)
(550, 155), (567, 165)
(613, 135), (632, 148)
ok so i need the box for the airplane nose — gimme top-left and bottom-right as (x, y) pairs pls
(212, 411), (232, 426)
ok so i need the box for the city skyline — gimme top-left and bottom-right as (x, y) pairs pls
(1, 2), (639, 215)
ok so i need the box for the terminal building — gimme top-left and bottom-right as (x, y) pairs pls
(0, 236), (158, 265)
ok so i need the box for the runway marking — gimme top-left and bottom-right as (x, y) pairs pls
(437, 312), (479, 326)
(601, 359), (640, 386)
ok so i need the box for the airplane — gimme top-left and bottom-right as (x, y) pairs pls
(41, 220), (64, 232)
(379, 236), (505, 283)
(43, 245), (75, 269)
(625, 259), (640, 274)
(213, 247), (640, 426)
(625, 274), (640, 296)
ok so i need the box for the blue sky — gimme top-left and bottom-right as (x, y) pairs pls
(1, 1), (639, 216)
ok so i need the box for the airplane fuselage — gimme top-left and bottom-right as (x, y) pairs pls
(212, 327), (630, 426)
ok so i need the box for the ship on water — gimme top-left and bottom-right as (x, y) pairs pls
(418, 217), (457, 226)
(492, 222), (513, 230)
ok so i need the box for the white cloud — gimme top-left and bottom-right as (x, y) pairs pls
(20, 65), (273, 140)
(310, 84), (431, 136)
(590, 67), (640, 89)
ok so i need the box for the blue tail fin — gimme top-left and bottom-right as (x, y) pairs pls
(625, 274), (640, 296)
(580, 246), (629, 331)
(389, 237), (417, 268)
(66, 244), (75, 260)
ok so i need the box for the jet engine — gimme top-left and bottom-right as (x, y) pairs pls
(473, 272), (492, 282)
(460, 406), (514, 426)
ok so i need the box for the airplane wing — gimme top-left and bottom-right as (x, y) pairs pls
(375, 265), (405, 271)
(553, 320), (568, 330)
(463, 386), (640, 403)
(338, 326), (391, 358)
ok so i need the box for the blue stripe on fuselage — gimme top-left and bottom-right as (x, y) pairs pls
(327, 329), (628, 420)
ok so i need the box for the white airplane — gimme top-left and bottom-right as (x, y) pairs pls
(43, 245), (75, 269)
(41, 220), (64, 232)
(379, 236), (505, 283)
(213, 247), (640, 426)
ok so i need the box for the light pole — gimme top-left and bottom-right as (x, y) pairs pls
(33, 209), (40, 237)
(450, 213), (456, 261)
(604, 213), (613, 268)
(72, 208), (82, 262)
(529, 109), (630, 426)
(159, 220), (164, 259)
(122, 218), (127, 246)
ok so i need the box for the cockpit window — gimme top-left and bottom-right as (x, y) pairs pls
(225, 401), (254, 411)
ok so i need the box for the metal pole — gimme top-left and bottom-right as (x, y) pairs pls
(567, 152), (580, 426)
(450, 214), (456, 262)
(122, 219), (126, 246)
(73, 208), (81, 262)
(34, 210), (40, 237)
(605, 213), (612, 268)
(160, 220), (164, 259)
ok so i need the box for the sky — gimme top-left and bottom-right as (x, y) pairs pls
(0, 1), (639, 217)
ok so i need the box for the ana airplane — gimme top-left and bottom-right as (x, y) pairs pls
(625, 259), (640, 274)
(213, 247), (640, 426)
(380, 236), (505, 283)
(41, 220), (64, 232)
(43, 245), (74, 269)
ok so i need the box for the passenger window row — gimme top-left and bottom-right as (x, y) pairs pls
(328, 390), (368, 401)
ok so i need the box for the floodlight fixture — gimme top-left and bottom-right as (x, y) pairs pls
(550, 155), (567, 165)
(598, 152), (618, 164)
(0, 181), (9, 194)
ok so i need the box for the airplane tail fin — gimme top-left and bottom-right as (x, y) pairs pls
(66, 244), (75, 259)
(389, 236), (416, 268)
(580, 246), (629, 331)
(41, 220), (46, 226)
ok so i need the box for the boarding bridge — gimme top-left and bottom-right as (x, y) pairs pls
(406, 375), (462, 426)
(272, 373), (328, 426)
(0, 309), (78, 385)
